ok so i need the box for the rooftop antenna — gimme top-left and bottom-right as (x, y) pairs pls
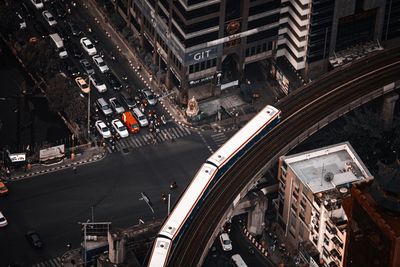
(321, 163), (325, 186)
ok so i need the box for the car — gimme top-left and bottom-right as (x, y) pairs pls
(109, 97), (125, 114)
(42, 10), (57, 27)
(92, 55), (109, 73)
(68, 42), (83, 58)
(96, 98), (113, 116)
(33, 23), (49, 38)
(63, 58), (80, 77)
(50, 2), (66, 18)
(80, 37), (97, 56)
(89, 73), (107, 93)
(30, 0), (44, 9)
(132, 107), (148, 127)
(79, 59), (95, 75)
(0, 180), (9, 196)
(219, 233), (232, 251)
(66, 21), (81, 36)
(95, 120), (112, 138)
(140, 89), (157, 106)
(26, 230), (43, 248)
(16, 12), (27, 30)
(75, 77), (90, 94)
(120, 91), (136, 109)
(0, 211), (8, 227)
(20, 2), (36, 19)
(106, 72), (122, 90)
(111, 119), (129, 138)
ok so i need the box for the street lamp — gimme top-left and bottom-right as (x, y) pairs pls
(157, 48), (161, 87)
(85, 75), (92, 139)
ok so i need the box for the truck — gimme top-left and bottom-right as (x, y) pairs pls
(49, 33), (68, 59)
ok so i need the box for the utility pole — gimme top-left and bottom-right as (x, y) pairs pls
(87, 76), (91, 140)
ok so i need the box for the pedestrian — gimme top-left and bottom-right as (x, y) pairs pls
(73, 166), (77, 174)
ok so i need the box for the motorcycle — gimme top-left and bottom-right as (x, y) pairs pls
(161, 115), (167, 125)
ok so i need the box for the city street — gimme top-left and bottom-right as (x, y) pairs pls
(0, 132), (212, 266)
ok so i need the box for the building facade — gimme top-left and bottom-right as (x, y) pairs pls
(275, 142), (373, 267)
(276, 0), (400, 80)
(108, 0), (281, 103)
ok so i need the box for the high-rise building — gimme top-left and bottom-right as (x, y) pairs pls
(276, 0), (399, 80)
(275, 142), (373, 267)
(108, 0), (281, 103)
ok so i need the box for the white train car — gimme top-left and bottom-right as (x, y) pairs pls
(158, 163), (218, 240)
(207, 105), (281, 172)
(147, 237), (172, 267)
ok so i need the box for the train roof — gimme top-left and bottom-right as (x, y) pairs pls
(207, 105), (280, 168)
(147, 237), (171, 267)
(158, 163), (218, 240)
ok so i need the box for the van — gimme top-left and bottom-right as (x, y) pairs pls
(132, 108), (148, 127)
(96, 98), (112, 116)
(231, 254), (247, 267)
(50, 33), (67, 58)
(122, 111), (140, 134)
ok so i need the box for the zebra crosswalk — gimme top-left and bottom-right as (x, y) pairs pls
(106, 125), (192, 153)
(31, 257), (62, 267)
(210, 132), (228, 147)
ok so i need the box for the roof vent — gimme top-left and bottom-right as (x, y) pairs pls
(324, 172), (334, 182)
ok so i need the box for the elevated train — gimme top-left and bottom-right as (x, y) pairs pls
(148, 105), (281, 267)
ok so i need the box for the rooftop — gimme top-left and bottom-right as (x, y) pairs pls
(283, 142), (373, 194)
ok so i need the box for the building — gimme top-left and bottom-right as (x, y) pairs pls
(275, 142), (373, 267)
(348, 163), (400, 267)
(107, 0), (281, 104)
(276, 0), (400, 80)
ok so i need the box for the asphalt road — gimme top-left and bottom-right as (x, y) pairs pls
(0, 132), (212, 266)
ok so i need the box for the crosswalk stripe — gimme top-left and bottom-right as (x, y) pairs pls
(167, 128), (177, 138)
(212, 133), (225, 138)
(163, 130), (172, 139)
(213, 136), (227, 142)
(177, 127), (186, 137)
(126, 137), (135, 147)
(172, 127), (181, 137)
(49, 258), (61, 267)
(119, 139), (128, 147)
(182, 126), (192, 135)
(106, 146), (112, 153)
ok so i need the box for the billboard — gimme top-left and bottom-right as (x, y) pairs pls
(9, 153), (26, 163)
(39, 144), (65, 162)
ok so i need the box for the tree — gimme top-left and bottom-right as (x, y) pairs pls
(0, 2), (19, 37)
(64, 96), (86, 124)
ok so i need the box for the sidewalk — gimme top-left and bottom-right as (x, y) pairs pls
(4, 146), (106, 181)
(84, 0), (279, 133)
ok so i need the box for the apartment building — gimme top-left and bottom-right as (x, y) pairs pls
(275, 142), (373, 267)
(107, 0), (281, 103)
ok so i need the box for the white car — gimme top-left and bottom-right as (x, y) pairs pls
(89, 74), (107, 93)
(42, 10), (57, 27)
(0, 211), (8, 227)
(95, 120), (112, 139)
(80, 37), (97, 56)
(109, 97), (125, 114)
(31, 0), (44, 9)
(111, 119), (129, 138)
(92, 55), (109, 73)
(132, 107), (148, 127)
(219, 233), (232, 251)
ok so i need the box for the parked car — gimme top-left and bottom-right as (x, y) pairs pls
(26, 230), (43, 248)
(132, 107), (148, 127)
(33, 23), (49, 38)
(219, 233), (233, 251)
(140, 89), (157, 106)
(80, 37), (97, 56)
(89, 73), (107, 93)
(120, 91), (136, 109)
(111, 119), (129, 138)
(30, 0), (44, 9)
(79, 59), (95, 75)
(109, 97), (125, 114)
(0, 211), (8, 227)
(75, 77), (90, 94)
(42, 10), (57, 27)
(63, 58), (80, 77)
(0, 180), (9, 196)
(106, 71), (122, 90)
(16, 12), (27, 30)
(68, 42), (83, 58)
(66, 20), (81, 36)
(95, 120), (112, 138)
(20, 2), (36, 19)
(92, 55), (109, 73)
(96, 98), (112, 116)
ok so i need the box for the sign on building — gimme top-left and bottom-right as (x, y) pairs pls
(8, 153), (26, 163)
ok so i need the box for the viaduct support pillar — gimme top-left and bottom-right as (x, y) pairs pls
(382, 93), (399, 130)
(247, 195), (267, 236)
(108, 232), (126, 264)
